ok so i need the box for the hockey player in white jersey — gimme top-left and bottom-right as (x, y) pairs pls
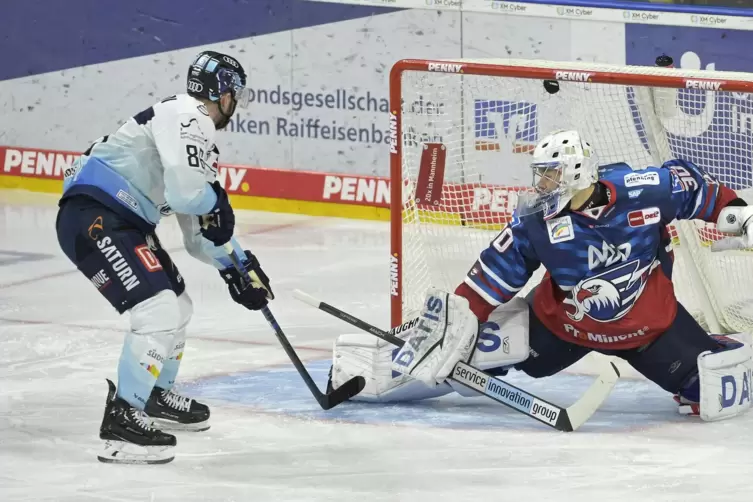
(56, 51), (273, 464)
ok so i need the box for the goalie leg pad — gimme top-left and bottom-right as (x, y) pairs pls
(331, 333), (454, 402)
(331, 294), (532, 401)
(447, 297), (532, 396)
(470, 297), (531, 371)
(697, 337), (753, 422)
(391, 289), (480, 387)
(392, 289), (532, 388)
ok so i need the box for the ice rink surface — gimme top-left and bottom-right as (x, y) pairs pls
(2, 190), (753, 502)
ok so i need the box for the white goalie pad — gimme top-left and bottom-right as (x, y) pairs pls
(330, 295), (531, 402)
(446, 297), (530, 396)
(390, 289), (481, 386)
(331, 332), (454, 402)
(698, 336), (753, 422)
(469, 297), (531, 370)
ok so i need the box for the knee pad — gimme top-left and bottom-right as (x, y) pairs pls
(167, 292), (193, 359)
(130, 289), (181, 337)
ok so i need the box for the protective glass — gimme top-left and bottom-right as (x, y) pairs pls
(233, 86), (252, 109)
(217, 68), (251, 109)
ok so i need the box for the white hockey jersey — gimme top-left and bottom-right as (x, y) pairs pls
(62, 93), (243, 269)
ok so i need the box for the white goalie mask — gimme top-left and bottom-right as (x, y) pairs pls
(517, 129), (599, 220)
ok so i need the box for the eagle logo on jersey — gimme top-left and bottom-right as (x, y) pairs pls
(564, 259), (654, 322)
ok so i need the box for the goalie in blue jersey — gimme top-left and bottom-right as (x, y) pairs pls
(330, 129), (753, 422)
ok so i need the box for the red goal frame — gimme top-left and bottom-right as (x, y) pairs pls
(388, 58), (753, 328)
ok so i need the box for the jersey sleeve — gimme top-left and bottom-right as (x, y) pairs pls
(175, 213), (245, 269)
(661, 159), (741, 223)
(455, 216), (541, 321)
(151, 105), (218, 215)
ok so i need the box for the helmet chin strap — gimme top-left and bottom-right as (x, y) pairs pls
(214, 95), (237, 130)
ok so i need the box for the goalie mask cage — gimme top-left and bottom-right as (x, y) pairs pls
(389, 58), (753, 334)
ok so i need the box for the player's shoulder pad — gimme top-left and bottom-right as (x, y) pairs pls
(177, 94), (216, 138)
(155, 94), (216, 141)
(507, 206), (545, 247)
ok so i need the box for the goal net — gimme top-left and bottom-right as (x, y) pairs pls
(390, 58), (753, 334)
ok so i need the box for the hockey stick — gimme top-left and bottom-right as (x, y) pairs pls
(292, 289), (620, 431)
(222, 244), (365, 410)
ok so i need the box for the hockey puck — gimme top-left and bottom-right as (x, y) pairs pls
(655, 54), (674, 68)
(543, 80), (560, 95)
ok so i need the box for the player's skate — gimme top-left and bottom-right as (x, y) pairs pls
(98, 379), (176, 464)
(673, 394), (701, 416)
(145, 386), (210, 432)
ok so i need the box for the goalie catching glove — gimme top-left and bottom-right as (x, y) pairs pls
(712, 205), (753, 251)
(391, 287), (528, 387)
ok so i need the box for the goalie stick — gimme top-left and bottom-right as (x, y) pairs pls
(292, 289), (620, 431)
(222, 244), (365, 410)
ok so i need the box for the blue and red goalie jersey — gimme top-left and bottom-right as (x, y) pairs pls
(455, 160), (739, 350)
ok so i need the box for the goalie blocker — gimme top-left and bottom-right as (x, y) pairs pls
(330, 288), (753, 422)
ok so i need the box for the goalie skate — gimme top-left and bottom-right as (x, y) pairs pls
(145, 386), (210, 432)
(97, 379), (177, 465)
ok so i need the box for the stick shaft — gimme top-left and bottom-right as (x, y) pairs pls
(222, 244), (363, 409)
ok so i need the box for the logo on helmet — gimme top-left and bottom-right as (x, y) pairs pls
(193, 54), (210, 69)
(187, 79), (204, 93)
(222, 56), (239, 68)
(564, 259), (652, 322)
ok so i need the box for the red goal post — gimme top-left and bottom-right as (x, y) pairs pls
(389, 58), (753, 333)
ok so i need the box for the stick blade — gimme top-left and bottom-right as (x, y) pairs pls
(564, 359), (620, 431)
(292, 289), (320, 308)
(319, 376), (366, 410)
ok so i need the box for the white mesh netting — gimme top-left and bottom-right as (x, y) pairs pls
(396, 59), (753, 334)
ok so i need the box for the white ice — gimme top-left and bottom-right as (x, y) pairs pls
(1, 190), (752, 502)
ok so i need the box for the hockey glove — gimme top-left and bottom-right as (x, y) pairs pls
(200, 181), (235, 246)
(220, 250), (274, 311)
(712, 205), (753, 251)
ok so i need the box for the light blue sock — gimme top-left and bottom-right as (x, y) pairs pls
(116, 332), (169, 410)
(155, 330), (185, 391)
(155, 357), (180, 391)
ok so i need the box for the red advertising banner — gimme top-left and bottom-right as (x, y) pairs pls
(0, 145), (392, 208)
(0, 145), (528, 223)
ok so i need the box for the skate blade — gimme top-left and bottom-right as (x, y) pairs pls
(97, 440), (175, 465)
(678, 403), (700, 416)
(150, 417), (210, 432)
